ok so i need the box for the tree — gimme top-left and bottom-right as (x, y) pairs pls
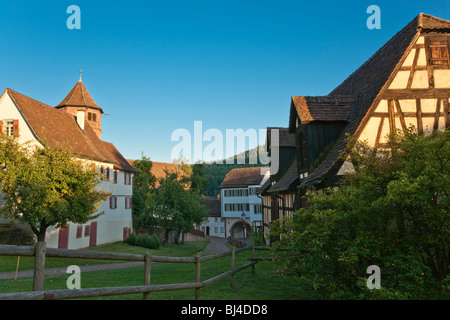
(270, 129), (449, 299)
(132, 155), (156, 224)
(139, 172), (208, 244)
(188, 163), (210, 195)
(0, 136), (110, 242)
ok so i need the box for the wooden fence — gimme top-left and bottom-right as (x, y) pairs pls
(0, 242), (272, 300)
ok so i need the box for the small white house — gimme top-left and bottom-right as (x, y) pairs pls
(0, 78), (136, 249)
(198, 196), (225, 237)
(219, 167), (269, 240)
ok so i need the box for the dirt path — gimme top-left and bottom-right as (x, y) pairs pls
(201, 236), (229, 254)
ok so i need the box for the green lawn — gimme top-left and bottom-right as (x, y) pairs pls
(0, 241), (307, 300)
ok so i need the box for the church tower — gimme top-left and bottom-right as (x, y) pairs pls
(55, 71), (104, 139)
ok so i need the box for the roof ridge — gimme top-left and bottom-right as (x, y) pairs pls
(418, 13), (450, 29)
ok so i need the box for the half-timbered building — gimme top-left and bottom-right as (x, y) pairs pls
(263, 13), (450, 240)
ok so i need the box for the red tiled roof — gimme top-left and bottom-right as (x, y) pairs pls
(55, 80), (104, 113)
(219, 166), (269, 188)
(5, 88), (135, 172)
(127, 160), (186, 187)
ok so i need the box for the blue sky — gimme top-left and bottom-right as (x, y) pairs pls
(0, 0), (448, 163)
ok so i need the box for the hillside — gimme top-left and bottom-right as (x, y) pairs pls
(202, 146), (268, 196)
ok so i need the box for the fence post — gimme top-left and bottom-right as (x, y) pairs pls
(230, 249), (235, 288)
(195, 254), (201, 300)
(33, 241), (46, 291)
(143, 253), (152, 300)
(251, 245), (255, 274)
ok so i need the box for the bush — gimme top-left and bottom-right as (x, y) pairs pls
(125, 232), (160, 249)
(270, 129), (450, 299)
(125, 232), (138, 246)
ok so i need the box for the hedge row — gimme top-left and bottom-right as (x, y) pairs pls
(125, 232), (160, 249)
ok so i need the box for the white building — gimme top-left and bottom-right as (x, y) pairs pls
(219, 167), (269, 240)
(0, 77), (136, 249)
(198, 196), (225, 238)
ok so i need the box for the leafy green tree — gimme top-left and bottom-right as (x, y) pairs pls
(188, 163), (210, 195)
(270, 129), (449, 299)
(0, 136), (110, 242)
(139, 172), (207, 244)
(132, 155), (156, 225)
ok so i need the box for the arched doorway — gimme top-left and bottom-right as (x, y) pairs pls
(230, 220), (251, 242)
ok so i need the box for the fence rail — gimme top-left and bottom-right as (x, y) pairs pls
(0, 242), (270, 300)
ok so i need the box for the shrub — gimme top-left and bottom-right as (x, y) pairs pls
(125, 232), (138, 246)
(125, 232), (160, 249)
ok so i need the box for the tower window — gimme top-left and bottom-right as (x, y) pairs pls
(88, 112), (97, 122)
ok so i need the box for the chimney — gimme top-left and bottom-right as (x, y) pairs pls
(76, 110), (85, 130)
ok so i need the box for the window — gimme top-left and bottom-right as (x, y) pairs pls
(428, 37), (449, 65)
(254, 204), (262, 214)
(76, 226), (83, 239)
(84, 225), (90, 237)
(125, 197), (133, 209)
(214, 227), (218, 233)
(110, 196), (117, 209)
(124, 172), (132, 185)
(2, 120), (19, 137)
(88, 112), (97, 122)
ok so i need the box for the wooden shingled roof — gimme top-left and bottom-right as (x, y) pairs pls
(266, 127), (296, 156)
(266, 156), (298, 193)
(293, 13), (448, 188)
(219, 166), (269, 188)
(289, 96), (355, 126)
(5, 88), (135, 172)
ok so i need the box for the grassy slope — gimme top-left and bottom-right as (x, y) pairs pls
(0, 241), (307, 300)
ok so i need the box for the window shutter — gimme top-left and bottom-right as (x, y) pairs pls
(114, 170), (118, 184)
(106, 167), (110, 180)
(13, 120), (19, 136)
(125, 197), (128, 209)
(429, 39), (449, 65)
(0, 120), (3, 135)
(115, 197), (117, 209)
(130, 197), (132, 209)
(110, 197), (113, 209)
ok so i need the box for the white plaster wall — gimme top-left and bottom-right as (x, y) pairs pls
(0, 90), (134, 249)
(0, 91), (43, 148)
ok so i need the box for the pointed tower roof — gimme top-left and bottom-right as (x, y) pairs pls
(55, 75), (104, 113)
